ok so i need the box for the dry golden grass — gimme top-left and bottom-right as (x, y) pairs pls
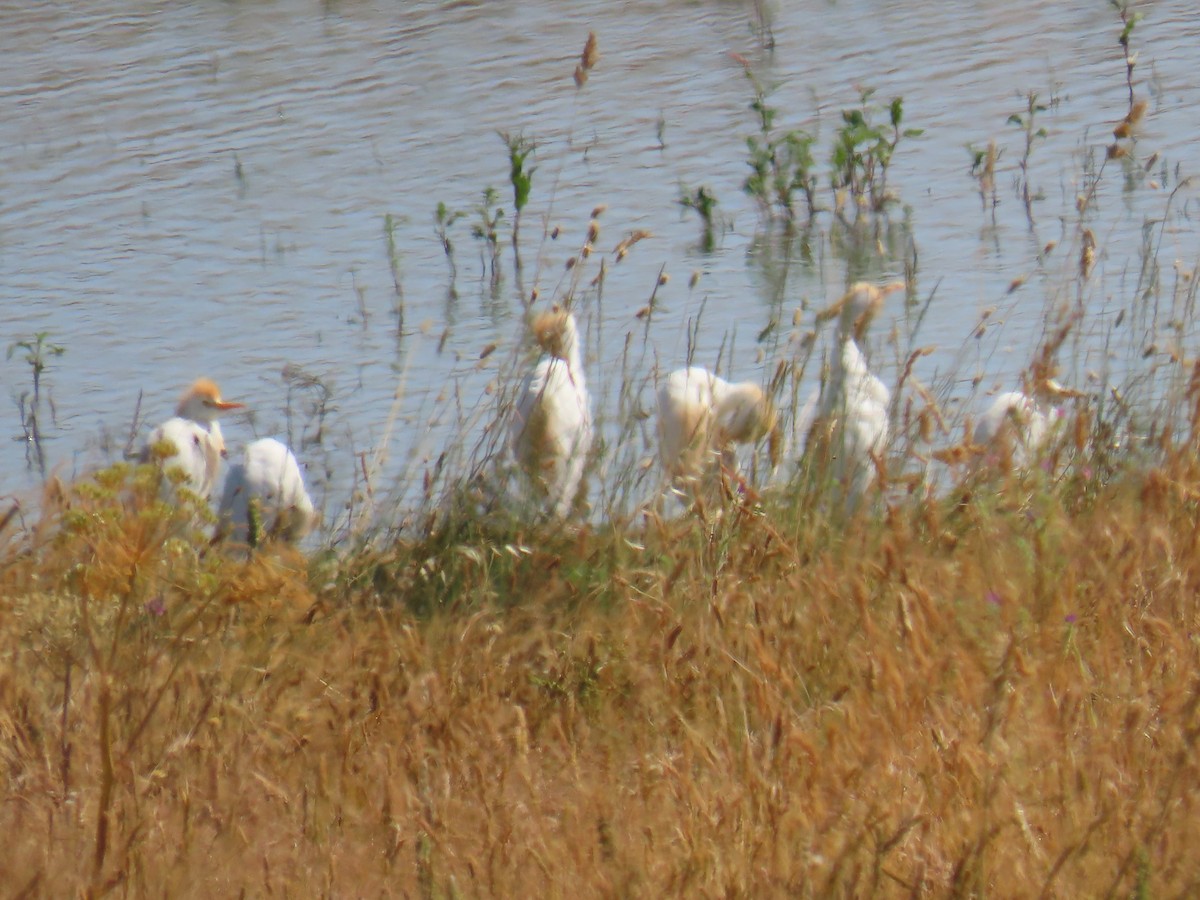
(3, 450), (1200, 897)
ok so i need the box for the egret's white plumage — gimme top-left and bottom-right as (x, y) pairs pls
(143, 378), (243, 499)
(510, 307), (593, 519)
(218, 437), (317, 544)
(806, 281), (905, 500)
(657, 366), (778, 489)
(972, 381), (1074, 471)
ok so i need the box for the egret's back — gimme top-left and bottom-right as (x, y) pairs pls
(657, 367), (720, 482)
(219, 438), (316, 544)
(974, 392), (1049, 470)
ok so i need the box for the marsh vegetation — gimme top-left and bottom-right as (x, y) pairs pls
(4, 1), (1200, 895)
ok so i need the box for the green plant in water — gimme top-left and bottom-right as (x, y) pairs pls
(967, 139), (1000, 221)
(501, 131), (535, 281)
(383, 213), (405, 335)
(830, 88), (922, 220)
(470, 186), (505, 290)
(1112, 0), (1143, 111)
(678, 184), (719, 252)
(748, 0), (775, 51)
(1007, 91), (1049, 224)
(434, 201), (466, 292)
(8, 330), (65, 477)
(742, 71), (818, 225)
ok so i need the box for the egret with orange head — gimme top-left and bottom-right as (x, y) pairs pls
(510, 306), (593, 519)
(143, 378), (243, 500)
(657, 366), (779, 492)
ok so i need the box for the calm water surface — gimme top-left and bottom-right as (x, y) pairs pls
(3, 0), (1200, 528)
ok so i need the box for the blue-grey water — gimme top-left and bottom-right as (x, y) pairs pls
(3, 0), (1199, 532)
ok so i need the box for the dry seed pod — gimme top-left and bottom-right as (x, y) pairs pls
(591, 204), (607, 218)
(981, 140), (997, 194)
(1073, 406), (1091, 453)
(613, 228), (651, 258)
(1081, 229), (1096, 280)
(918, 409), (934, 444)
(581, 32), (599, 71)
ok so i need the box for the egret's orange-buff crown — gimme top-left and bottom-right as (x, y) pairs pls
(530, 307), (575, 362)
(177, 378), (244, 415)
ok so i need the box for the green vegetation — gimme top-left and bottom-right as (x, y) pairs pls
(742, 71), (819, 224)
(8, 330), (65, 477)
(1007, 90), (1050, 223)
(678, 183), (720, 252)
(433, 200), (466, 297)
(830, 89), (922, 221)
(739, 75), (919, 228)
(470, 185), (505, 291)
(503, 131), (536, 281)
(383, 212), (405, 334)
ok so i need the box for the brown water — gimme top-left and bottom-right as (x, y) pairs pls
(3, 0), (1199, 528)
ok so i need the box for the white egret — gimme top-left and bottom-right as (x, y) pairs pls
(510, 306), (593, 519)
(656, 366), (779, 491)
(806, 281), (906, 501)
(972, 380), (1076, 471)
(143, 378), (243, 499)
(218, 437), (316, 544)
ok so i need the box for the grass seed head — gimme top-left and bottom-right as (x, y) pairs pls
(580, 32), (599, 71)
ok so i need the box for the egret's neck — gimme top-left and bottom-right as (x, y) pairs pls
(559, 319), (584, 379)
(834, 335), (864, 380)
(207, 420), (225, 450)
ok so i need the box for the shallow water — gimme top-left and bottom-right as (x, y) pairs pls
(3, 0), (1199, 528)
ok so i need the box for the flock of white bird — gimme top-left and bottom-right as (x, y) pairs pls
(142, 378), (316, 543)
(506, 280), (1073, 521)
(143, 280), (1071, 539)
